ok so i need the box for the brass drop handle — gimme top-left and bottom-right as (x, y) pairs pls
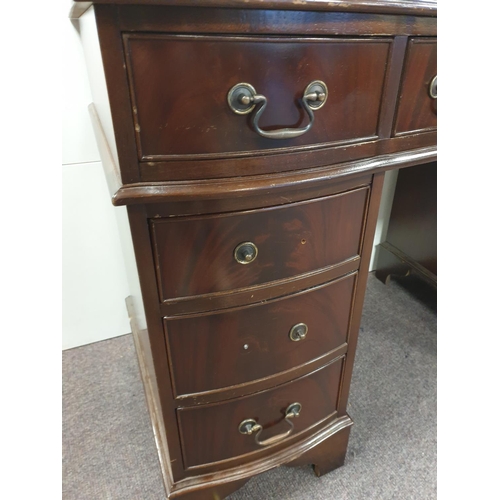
(227, 81), (328, 140)
(238, 403), (302, 447)
(234, 242), (258, 264)
(429, 75), (437, 99)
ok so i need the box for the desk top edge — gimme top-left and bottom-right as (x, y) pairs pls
(70, 0), (437, 19)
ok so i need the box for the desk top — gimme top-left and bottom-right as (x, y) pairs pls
(71, 0), (437, 18)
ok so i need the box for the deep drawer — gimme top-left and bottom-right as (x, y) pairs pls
(165, 272), (356, 397)
(394, 37), (437, 135)
(177, 357), (344, 468)
(124, 35), (391, 162)
(151, 187), (369, 301)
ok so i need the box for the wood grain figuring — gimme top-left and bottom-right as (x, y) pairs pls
(177, 357), (344, 468)
(394, 38), (437, 135)
(83, 1), (438, 497)
(152, 187), (369, 300)
(160, 259), (360, 318)
(125, 35), (390, 161)
(165, 273), (356, 397)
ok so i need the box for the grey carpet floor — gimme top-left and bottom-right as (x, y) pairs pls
(62, 273), (437, 500)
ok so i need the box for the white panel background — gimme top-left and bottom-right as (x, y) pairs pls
(62, 4), (130, 350)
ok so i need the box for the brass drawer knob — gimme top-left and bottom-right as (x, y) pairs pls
(289, 323), (308, 342)
(234, 242), (258, 264)
(429, 75), (437, 99)
(238, 403), (302, 447)
(227, 80), (328, 140)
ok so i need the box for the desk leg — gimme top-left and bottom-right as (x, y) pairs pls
(285, 422), (352, 477)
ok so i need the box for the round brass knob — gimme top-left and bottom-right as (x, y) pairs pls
(234, 242), (258, 264)
(289, 323), (308, 342)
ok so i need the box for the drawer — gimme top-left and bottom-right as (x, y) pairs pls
(151, 187), (369, 301)
(177, 357), (343, 468)
(124, 35), (391, 162)
(394, 37), (437, 135)
(165, 273), (356, 397)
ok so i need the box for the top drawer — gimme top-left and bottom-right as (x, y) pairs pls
(393, 37), (437, 135)
(124, 35), (391, 161)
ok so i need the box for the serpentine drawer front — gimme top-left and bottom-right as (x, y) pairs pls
(152, 187), (369, 301)
(124, 35), (391, 161)
(177, 357), (344, 468)
(165, 272), (356, 397)
(394, 37), (437, 135)
(78, 1), (437, 498)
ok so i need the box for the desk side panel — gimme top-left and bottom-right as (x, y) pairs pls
(79, 6), (120, 179)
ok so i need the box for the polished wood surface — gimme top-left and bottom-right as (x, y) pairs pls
(137, 130), (436, 182)
(177, 357), (344, 468)
(82, 1), (437, 497)
(394, 37), (437, 135)
(165, 273), (356, 397)
(117, 5), (437, 37)
(160, 258), (360, 320)
(95, 5), (142, 183)
(125, 35), (390, 159)
(75, 0), (437, 16)
(375, 161), (436, 286)
(152, 187), (368, 300)
(286, 421), (351, 477)
(92, 3), (436, 185)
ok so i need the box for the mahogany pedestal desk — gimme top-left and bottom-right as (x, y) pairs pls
(73, 1), (437, 498)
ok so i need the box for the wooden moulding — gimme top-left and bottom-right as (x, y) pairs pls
(159, 258), (361, 317)
(90, 97), (436, 210)
(112, 146), (437, 206)
(85, 4), (436, 189)
(116, 6), (436, 38)
(72, 0), (437, 17)
(129, 293), (354, 498)
(137, 133), (436, 182)
(173, 416), (354, 497)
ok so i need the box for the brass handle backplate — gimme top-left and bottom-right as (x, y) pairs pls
(238, 403), (302, 447)
(289, 323), (308, 342)
(429, 75), (437, 99)
(227, 81), (328, 140)
(234, 242), (258, 264)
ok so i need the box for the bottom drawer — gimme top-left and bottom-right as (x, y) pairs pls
(177, 358), (344, 468)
